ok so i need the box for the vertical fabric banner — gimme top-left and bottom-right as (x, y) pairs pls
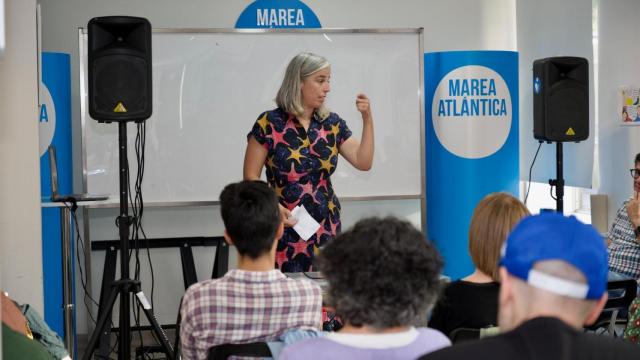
(426, 51), (519, 280)
(39, 52), (73, 337)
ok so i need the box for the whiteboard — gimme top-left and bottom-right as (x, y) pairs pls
(80, 29), (424, 203)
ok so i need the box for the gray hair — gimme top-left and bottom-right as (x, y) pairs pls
(276, 52), (330, 120)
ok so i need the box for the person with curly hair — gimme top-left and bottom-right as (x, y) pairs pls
(279, 217), (450, 360)
(429, 193), (529, 338)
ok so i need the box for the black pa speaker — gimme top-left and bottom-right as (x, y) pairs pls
(533, 56), (589, 142)
(88, 16), (152, 122)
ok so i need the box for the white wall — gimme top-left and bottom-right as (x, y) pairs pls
(516, 0), (594, 189)
(597, 0), (640, 226)
(37, 0), (516, 335)
(0, 0), (43, 313)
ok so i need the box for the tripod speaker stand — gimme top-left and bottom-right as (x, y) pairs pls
(533, 56), (589, 213)
(82, 16), (174, 360)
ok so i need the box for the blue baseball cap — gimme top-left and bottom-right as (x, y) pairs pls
(500, 213), (607, 300)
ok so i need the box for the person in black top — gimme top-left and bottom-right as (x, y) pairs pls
(429, 193), (529, 337)
(421, 213), (640, 360)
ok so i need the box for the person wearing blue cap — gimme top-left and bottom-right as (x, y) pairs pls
(419, 213), (640, 360)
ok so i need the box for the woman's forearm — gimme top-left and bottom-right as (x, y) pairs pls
(356, 115), (374, 171)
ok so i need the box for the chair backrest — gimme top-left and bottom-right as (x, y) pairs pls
(604, 279), (637, 310)
(449, 327), (480, 343)
(584, 279), (637, 335)
(207, 342), (272, 360)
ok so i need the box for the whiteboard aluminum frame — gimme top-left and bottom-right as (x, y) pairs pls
(79, 28), (426, 232)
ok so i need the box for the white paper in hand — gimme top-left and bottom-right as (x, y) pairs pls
(291, 205), (321, 240)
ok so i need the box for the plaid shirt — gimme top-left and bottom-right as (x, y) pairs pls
(608, 200), (640, 278)
(179, 269), (322, 360)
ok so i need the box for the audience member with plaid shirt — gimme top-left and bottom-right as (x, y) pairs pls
(608, 153), (640, 280)
(179, 181), (322, 360)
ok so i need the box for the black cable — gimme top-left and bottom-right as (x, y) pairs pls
(126, 125), (145, 355)
(63, 201), (98, 325)
(524, 141), (543, 205)
(302, 272), (324, 280)
(65, 201), (119, 359)
(138, 122), (155, 310)
(550, 184), (557, 201)
(127, 121), (158, 357)
(138, 122), (159, 358)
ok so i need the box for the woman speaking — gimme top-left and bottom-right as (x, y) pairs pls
(243, 52), (374, 272)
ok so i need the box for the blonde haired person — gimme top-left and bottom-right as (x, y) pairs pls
(244, 52), (374, 272)
(429, 193), (529, 338)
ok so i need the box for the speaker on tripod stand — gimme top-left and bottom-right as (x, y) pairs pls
(83, 16), (174, 360)
(532, 56), (589, 212)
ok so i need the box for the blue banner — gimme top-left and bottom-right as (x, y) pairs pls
(425, 51), (519, 280)
(40, 52), (73, 337)
(236, 0), (321, 29)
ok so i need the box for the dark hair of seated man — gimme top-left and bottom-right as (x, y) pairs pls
(219, 180), (281, 259)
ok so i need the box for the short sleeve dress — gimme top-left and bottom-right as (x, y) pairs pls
(248, 108), (352, 272)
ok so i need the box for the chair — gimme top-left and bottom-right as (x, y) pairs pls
(207, 342), (272, 360)
(585, 279), (637, 337)
(449, 328), (480, 343)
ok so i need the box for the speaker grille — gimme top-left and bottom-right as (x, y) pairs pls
(91, 55), (149, 119)
(547, 80), (588, 141)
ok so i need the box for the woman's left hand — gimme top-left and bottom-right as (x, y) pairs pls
(356, 94), (372, 120)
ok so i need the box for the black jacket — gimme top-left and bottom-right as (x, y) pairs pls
(420, 317), (640, 360)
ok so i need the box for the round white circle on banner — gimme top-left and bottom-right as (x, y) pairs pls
(432, 65), (512, 159)
(39, 84), (56, 157)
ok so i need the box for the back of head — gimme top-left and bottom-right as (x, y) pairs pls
(219, 180), (280, 259)
(468, 193), (530, 281)
(318, 216), (443, 329)
(498, 213), (608, 330)
(509, 260), (594, 320)
(276, 52), (330, 119)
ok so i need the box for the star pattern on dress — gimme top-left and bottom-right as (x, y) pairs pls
(317, 178), (328, 191)
(330, 123), (340, 137)
(288, 162), (302, 178)
(283, 198), (301, 209)
(257, 113), (270, 134)
(319, 157), (333, 172)
(248, 108), (352, 272)
(330, 145), (339, 157)
(315, 129), (330, 144)
(300, 181), (314, 195)
(314, 219), (326, 237)
(274, 184), (284, 198)
(309, 146), (321, 157)
(287, 148), (305, 164)
(328, 200), (337, 215)
(329, 217), (340, 234)
(271, 127), (289, 146)
(290, 239), (310, 257)
(276, 250), (288, 268)
(266, 156), (276, 170)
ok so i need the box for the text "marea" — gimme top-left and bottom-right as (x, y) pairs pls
(257, 9), (305, 27)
